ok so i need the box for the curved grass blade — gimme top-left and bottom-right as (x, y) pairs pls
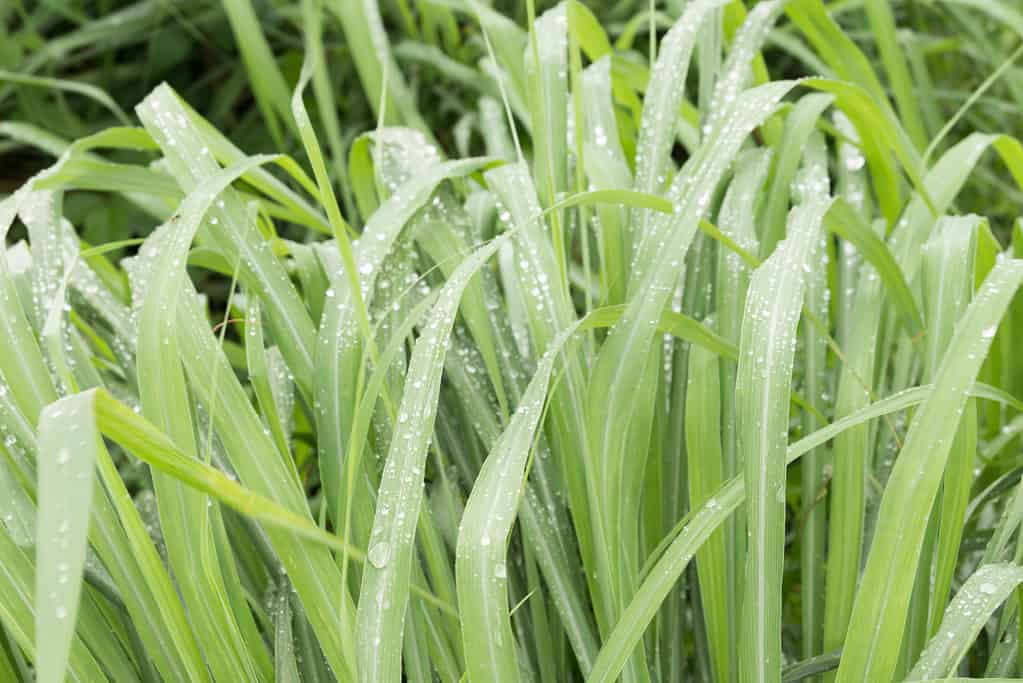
(457, 321), (580, 683)
(633, 0), (725, 218)
(759, 92), (833, 255)
(220, 0), (296, 147)
(588, 80), (795, 643)
(136, 84), (318, 401)
(136, 154), (281, 683)
(824, 198), (923, 337)
(0, 69), (130, 126)
(356, 235), (508, 683)
(907, 563), (1023, 680)
(0, 197), (55, 423)
(315, 155), (493, 527)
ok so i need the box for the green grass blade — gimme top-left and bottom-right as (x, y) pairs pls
(922, 217), (980, 642)
(821, 215), (886, 665)
(797, 131), (831, 664)
(457, 321), (580, 683)
(632, 0), (725, 242)
(759, 92), (833, 255)
(0, 69), (130, 126)
(356, 235), (507, 683)
(315, 155), (492, 527)
(835, 257), (1023, 683)
(588, 80), (794, 638)
(685, 341), (729, 683)
(331, 0), (428, 133)
(136, 84), (319, 401)
(908, 564), (1023, 680)
(586, 377), (1017, 683)
(136, 153), (280, 682)
(220, 0), (296, 146)
(34, 396), (99, 683)
(861, 0), (929, 150)
(739, 189), (832, 683)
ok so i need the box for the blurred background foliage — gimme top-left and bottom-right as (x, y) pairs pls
(3, 0), (1023, 243)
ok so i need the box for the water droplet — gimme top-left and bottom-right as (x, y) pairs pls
(368, 542), (390, 568)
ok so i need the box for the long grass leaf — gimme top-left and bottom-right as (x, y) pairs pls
(835, 257), (1023, 683)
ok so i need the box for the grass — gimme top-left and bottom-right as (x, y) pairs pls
(3, 0), (1023, 681)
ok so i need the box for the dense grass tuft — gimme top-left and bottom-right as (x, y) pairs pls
(4, 1), (1023, 681)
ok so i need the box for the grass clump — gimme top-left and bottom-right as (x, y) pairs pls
(4, 1), (1023, 682)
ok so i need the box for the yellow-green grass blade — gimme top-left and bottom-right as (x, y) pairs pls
(314, 155), (493, 529)
(580, 56), (631, 305)
(0, 521), (106, 683)
(803, 78), (928, 225)
(759, 92), (833, 256)
(272, 580), (302, 683)
(245, 299), (296, 467)
(821, 214), (886, 667)
(0, 197), (55, 423)
(861, 0), (929, 150)
(921, 217), (981, 647)
(331, 0), (429, 133)
(588, 80), (794, 638)
(824, 198), (923, 338)
(796, 130), (831, 664)
(632, 0), (726, 245)
(487, 161), (600, 639)
(526, 2), (570, 215)
(715, 146), (772, 644)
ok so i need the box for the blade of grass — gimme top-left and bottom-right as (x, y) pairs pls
(739, 188), (832, 683)
(835, 257), (1023, 683)
(356, 235), (508, 683)
(907, 563), (1023, 680)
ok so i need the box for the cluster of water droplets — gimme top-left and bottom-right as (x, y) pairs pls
(634, 0), (723, 203)
(704, 0), (782, 137)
